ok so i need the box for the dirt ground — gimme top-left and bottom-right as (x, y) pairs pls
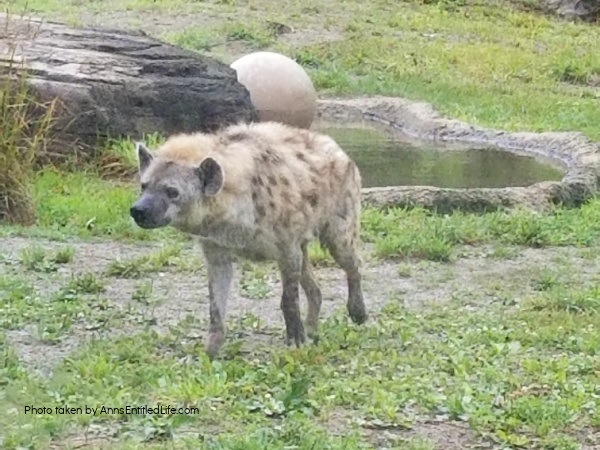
(3, 234), (594, 377)
(4, 233), (598, 449)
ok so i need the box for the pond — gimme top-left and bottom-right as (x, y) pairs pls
(315, 122), (566, 189)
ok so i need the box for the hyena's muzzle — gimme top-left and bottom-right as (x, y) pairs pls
(130, 193), (171, 229)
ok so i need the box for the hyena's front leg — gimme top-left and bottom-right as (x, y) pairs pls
(278, 247), (306, 347)
(202, 242), (233, 359)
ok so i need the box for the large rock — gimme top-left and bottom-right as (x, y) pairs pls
(231, 51), (317, 129)
(0, 13), (257, 157)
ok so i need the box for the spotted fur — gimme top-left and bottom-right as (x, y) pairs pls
(130, 121), (368, 358)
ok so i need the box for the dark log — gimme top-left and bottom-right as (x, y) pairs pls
(0, 13), (257, 157)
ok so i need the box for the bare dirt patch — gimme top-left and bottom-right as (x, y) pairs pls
(3, 235), (598, 378)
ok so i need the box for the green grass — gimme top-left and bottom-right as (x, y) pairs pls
(8, 0), (600, 139)
(2, 291), (599, 449)
(5, 169), (600, 261)
(106, 244), (202, 278)
(0, 168), (181, 241)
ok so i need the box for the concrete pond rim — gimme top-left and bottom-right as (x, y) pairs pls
(315, 96), (600, 214)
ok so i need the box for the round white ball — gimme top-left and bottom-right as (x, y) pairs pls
(231, 51), (317, 129)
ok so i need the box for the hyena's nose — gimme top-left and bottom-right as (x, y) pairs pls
(130, 204), (146, 223)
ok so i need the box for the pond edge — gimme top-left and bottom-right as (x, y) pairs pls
(317, 96), (600, 214)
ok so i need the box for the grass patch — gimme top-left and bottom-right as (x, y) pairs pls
(5, 168), (600, 261)
(307, 242), (335, 267)
(19, 244), (74, 272)
(97, 131), (165, 179)
(240, 262), (273, 299)
(64, 272), (106, 294)
(106, 244), (200, 278)
(361, 202), (600, 261)
(2, 296), (599, 448)
(0, 36), (57, 225)
(0, 168), (181, 241)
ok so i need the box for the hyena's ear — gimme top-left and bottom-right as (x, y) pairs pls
(196, 157), (223, 196)
(135, 142), (154, 174)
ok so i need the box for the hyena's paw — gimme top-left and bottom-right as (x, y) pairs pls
(347, 288), (368, 325)
(305, 322), (320, 345)
(205, 330), (226, 360)
(348, 298), (368, 325)
(285, 320), (306, 348)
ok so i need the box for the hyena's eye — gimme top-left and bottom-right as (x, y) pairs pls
(166, 187), (180, 199)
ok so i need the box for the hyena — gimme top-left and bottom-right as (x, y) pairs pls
(130, 121), (368, 358)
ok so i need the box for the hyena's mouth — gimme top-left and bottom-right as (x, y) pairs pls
(130, 204), (171, 229)
(132, 218), (170, 229)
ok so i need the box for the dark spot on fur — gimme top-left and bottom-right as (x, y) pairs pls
(256, 204), (266, 218)
(251, 176), (264, 187)
(336, 199), (349, 218)
(269, 201), (276, 209)
(252, 191), (259, 203)
(260, 148), (282, 165)
(281, 191), (292, 206)
(303, 192), (319, 208)
(267, 185), (273, 197)
(295, 151), (306, 161)
(281, 213), (291, 227)
(226, 131), (248, 142)
(280, 176), (290, 187)
(268, 175), (278, 186)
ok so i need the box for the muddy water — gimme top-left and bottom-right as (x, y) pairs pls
(315, 122), (565, 189)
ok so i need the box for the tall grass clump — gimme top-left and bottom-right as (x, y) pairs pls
(97, 131), (165, 180)
(0, 35), (57, 225)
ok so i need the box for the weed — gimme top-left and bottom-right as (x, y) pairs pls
(98, 132), (165, 179)
(19, 244), (74, 272)
(307, 242), (335, 267)
(19, 244), (47, 270)
(224, 21), (276, 48)
(52, 246), (75, 264)
(132, 281), (154, 304)
(240, 262), (272, 299)
(0, 19), (57, 225)
(532, 270), (560, 292)
(106, 245), (183, 278)
(65, 273), (106, 294)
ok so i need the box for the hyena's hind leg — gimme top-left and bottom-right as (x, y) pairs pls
(321, 218), (368, 325)
(278, 246), (307, 347)
(300, 241), (322, 342)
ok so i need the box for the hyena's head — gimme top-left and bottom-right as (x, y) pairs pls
(130, 142), (224, 229)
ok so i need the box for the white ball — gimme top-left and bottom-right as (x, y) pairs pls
(231, 51), (317, 129)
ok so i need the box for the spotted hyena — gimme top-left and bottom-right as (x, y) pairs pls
(130, 121), (368, 358)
